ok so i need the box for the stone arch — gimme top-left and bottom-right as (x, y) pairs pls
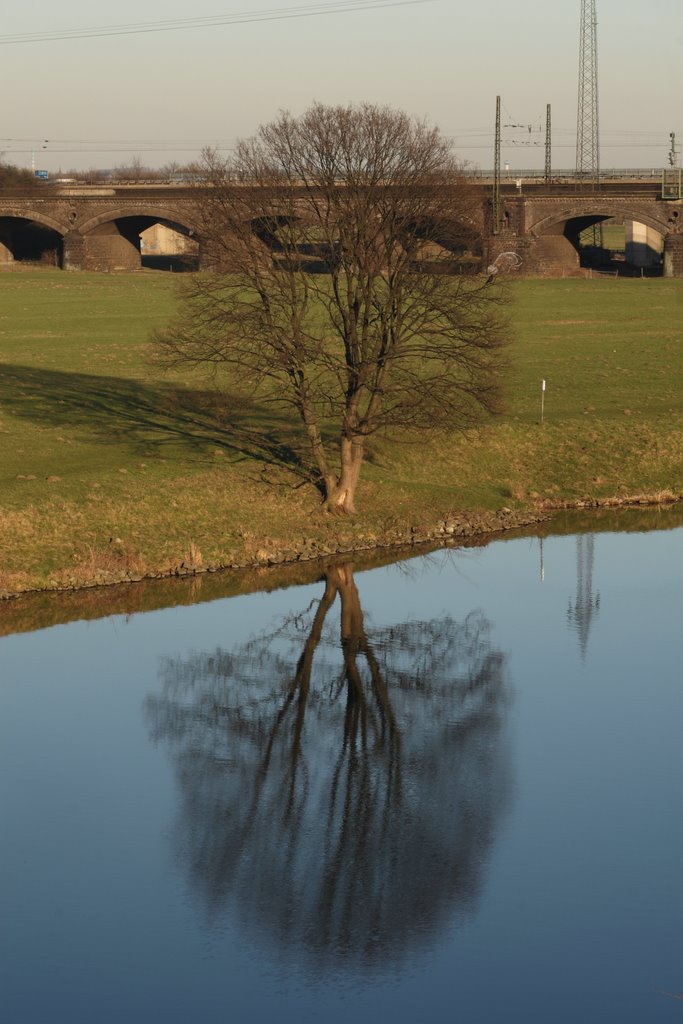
(0, 207), (67, 268)
(0, 206), (69, 234)
(397, 213), (483, 273)
(529, 205), (669, 276)
(78, 206), (201, 272)
(78, 205), (200, 237)
(529, 205), (670, 240)
(249, 213), (302, 251)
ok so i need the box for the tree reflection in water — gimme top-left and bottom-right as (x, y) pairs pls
(145, 563), (511, 969)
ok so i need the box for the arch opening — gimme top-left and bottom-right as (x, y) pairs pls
(139, 218), (199, 272)
(84, 216), (199, 272)
(566, 215), (663, 276)
(250, 214), (483, 275)
(0, 217), (64, 268)
(536, 213), (665, 277)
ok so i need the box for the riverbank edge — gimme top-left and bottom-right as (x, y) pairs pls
(2, 490), (679, 603)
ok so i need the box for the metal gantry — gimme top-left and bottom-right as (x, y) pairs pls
(576, 0), (600, 187)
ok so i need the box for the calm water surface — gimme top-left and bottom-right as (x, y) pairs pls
(1, 522), (682, 1023)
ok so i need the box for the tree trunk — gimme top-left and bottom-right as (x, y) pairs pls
(330, 564), (364, 644)
(332, 563), (399, 750)
(326, 436), (364, 514)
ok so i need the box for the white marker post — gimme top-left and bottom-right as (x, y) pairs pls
(541, 379), (546, 424)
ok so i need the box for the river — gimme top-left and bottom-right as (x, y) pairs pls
(1, 510), (682, 1023)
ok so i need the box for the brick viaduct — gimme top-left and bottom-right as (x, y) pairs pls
(492, 186), (683, 278)
(1, 182), (682, 276)
(0, 186), (204, 272)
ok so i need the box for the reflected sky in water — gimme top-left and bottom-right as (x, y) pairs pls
(1, 525), (683, 1024)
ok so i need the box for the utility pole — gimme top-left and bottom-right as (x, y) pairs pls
(576, 0), (600, 189)
(545, 104), (552, 186)
(663, 132), (682, 200)
(493, 95), (501, 235)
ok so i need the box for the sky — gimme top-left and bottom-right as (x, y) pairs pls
(1, 0), (681, 173)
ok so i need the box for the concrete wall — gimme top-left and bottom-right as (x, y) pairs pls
(140, 223), (196, 256)
(625, 221), (663, 267)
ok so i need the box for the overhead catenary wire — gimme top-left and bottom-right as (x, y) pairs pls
(0, 0), (437, 45)
(3, 122), (677, 165)
(2, 129), (673, 147)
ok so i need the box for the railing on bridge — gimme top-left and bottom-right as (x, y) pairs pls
(473, 167), (671, 182)
(662, 169), (682, 201)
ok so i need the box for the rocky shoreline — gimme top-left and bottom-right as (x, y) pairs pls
(2, 492), (680, 604)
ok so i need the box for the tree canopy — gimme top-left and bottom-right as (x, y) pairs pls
(156, 103), (507, 513)
(146, 563), (510, 963)
(0, 161), (36, 187)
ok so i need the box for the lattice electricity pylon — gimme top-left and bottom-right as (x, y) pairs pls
(567, 534), (600, 659)
(576, 0), (600, 188)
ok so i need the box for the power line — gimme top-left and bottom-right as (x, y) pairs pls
(1, 143), (673, 159)
(6, 124), (675, 146)
(0, 0), (437, 46)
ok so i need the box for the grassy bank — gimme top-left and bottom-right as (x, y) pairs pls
(1, 270), (682, 597)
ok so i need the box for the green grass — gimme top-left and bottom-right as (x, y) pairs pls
(1, 270), (683, 595)
(578, 223), (626, 251)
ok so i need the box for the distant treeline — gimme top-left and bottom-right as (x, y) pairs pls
(0, 162), (36, 187)
(46, 161), (200, 185)
(0, 159), (200, 188)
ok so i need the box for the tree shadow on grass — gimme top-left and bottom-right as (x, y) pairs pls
(0, 363), (316, 484)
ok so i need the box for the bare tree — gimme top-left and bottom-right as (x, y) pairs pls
(155, 103), (506, 513)
(112, 154), (160, 183)
(145, 563), (511, 966)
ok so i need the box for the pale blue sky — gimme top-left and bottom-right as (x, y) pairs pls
(1, 0), (681, 172)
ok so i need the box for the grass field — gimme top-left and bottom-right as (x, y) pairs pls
(1, 269), (682, 595)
